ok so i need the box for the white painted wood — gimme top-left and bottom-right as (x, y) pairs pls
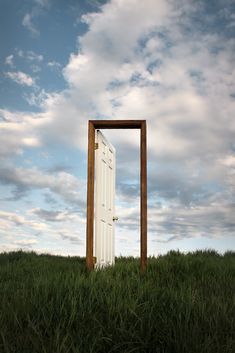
(94, 130), (116, 268)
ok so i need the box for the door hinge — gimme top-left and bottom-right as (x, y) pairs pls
(95, 143), (99, 150)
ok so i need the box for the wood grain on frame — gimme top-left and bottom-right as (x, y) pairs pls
(91, 120), (143, 129)
(86, 121), (95, 270)
(140, 121), (147, 271)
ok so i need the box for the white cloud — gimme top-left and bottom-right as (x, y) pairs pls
(47, 61), (61, 69)
(148, 201), (235, 243)
(17, 50), (43, 62)
(0, 207), (85, 255)
(0, 210), (48, 232)
(5, 71), (35, 86)
(220, 155), (235, 168)
(13, 239), (38, 246)
(5, 54), (14, 68)
(22, 0), (51, 37)
(24, 89), (50, 107)
(14, 50), (43, 76)
(0, 166), (86, 205)
(29, 208), (85, 223)
(0, 109), (42, 158)
(114, 195), (235, 244)
(22, 13), (40, 37)
(80, 0), (169, 61)
(21, 137), (41, 147)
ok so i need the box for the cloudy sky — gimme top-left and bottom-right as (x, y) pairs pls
(0, 0), (235, 257)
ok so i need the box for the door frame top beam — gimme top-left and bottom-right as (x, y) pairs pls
(91, 120), (144, 129)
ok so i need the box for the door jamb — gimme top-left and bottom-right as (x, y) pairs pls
(86, 120), (147, 271)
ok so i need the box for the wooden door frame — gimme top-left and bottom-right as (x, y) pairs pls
(86, 120), (147, 271)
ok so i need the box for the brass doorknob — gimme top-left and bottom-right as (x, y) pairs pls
(113, 216), (119, 221)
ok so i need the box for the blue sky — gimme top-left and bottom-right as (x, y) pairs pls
(0, 0), (235, 257)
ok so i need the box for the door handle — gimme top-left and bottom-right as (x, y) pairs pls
(113, 216), (118, 221)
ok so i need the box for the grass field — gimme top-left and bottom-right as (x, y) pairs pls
(0, 250), (234, 353)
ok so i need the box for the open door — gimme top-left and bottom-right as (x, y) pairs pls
(94, 130), (117, 268)
(86, 120), (147, 272)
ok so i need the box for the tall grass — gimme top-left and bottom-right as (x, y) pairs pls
(0, 250), (234, 353)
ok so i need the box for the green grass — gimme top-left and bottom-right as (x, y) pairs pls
(0, 250), (234, 353)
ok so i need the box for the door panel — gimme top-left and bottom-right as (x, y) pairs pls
(94, 130), (116, 268)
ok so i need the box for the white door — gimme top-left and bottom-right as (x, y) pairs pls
(94, 130), (116, 268)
